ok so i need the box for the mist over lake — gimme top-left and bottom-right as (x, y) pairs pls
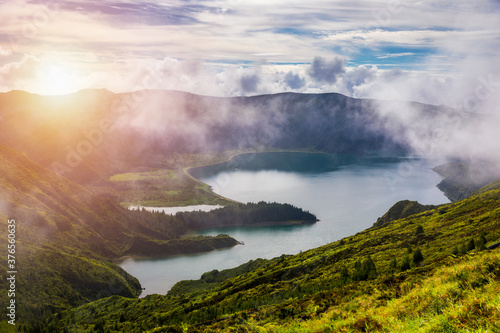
(120, 153), (449, 296)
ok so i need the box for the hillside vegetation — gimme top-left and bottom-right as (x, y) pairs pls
(1, 90), (499, 331)
(373, 200), (437, 227)
(42, 184), (500, 332)
(176, 201), (317, 229)
(0, 144), (232, 324)
(0, 145), (314, 329)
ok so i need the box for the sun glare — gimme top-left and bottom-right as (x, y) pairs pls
(35, 64), (81, 96)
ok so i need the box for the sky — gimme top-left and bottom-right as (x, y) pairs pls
(0, 0), (499, 111)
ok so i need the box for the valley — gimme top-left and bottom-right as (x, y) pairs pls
(0, 89), (499, 332)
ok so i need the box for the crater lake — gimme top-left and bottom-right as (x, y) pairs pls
(119, 152), (449, 296)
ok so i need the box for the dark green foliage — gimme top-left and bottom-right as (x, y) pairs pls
(94, 319), (104, 333)
(177, 201), (317, 229)
(124, 234), (239, 257)
(401, 255), (411, 272)
(415, 225), (424, 236)
(413, 248), (424, 266)
(168, 257), (284, 296)
(468, 238), (476, 251)
(389, 257), (398, 272)
(477, 233), (487, 251)
(154, 325), (183, 333)
(128, 208), (188, 239)
(339, 265), (351, 284)
(352, 256), (377, 281)
(374, 200), (436, 227)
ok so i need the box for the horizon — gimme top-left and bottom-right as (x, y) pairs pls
(0, 88), (478, 108)
(0, 1), (499, 113)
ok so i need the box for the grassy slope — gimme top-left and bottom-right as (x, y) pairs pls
(0, 145), (143, 325)
(373, 200), (438, 227)
(106, 166), (229, 207)
(0, 145), (318, 329)
(106, 148), (315, 207)
(45, 186), (500, 332)
(0, 145), (241, 327)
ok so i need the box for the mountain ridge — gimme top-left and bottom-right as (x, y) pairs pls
(1, 88), (491, 207)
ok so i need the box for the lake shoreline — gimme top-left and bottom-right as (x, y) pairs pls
(119, 153), (450, 296)
(184, 149), (325, 205)
(114, 239), (244, 262)
(191, 219), (319, 231)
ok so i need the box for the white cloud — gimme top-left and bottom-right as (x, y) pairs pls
(377, 53), (416, 59)
(0, 55), (40, 87)
(0, 46), (12, 57)
(0, 0), (497, 115)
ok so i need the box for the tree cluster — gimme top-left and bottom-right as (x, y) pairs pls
(176, 201), (317, 229)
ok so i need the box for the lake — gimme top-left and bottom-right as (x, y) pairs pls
(119, 152), (449, 296)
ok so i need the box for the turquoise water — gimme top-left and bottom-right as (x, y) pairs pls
(120, 153), (449, 296)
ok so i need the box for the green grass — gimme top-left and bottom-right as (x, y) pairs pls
(109, 170), (177, 182)
(105, 149), (321, 207)
(0, 322), (16, 332)
(107, 166), (232, 207)
(43, 187), (500, 332)
(263, 251), (500, 333)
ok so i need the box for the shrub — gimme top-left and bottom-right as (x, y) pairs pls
(401, 255), (411, 271)
(467, 238), (476, 251)
(415, 225), (424, 236)
(413, 248), (424, 266)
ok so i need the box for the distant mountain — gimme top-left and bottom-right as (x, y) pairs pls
(0, 89), (482, 186)
(433, 161), (500, 202)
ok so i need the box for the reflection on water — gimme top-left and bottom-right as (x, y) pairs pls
(120, 153), (450, 296)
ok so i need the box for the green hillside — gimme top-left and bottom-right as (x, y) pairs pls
(41, 184), (500, 332)
(0, 145), (318, 329)
(1, 90), (499, 331)
(0, 145), (233, 327)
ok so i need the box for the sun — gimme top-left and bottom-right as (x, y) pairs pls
(35, 63), (81, 95)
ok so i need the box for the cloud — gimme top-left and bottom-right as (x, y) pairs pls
(377, 53), (416, 59)
(284, 71), (305, 90)
(337, 65), (376, 95)
(0, 46), (12, 56)
(240, 73), (260, 94)
(0, 0), (496, 115)
(307, 56), (346, 84)
(0, 55), (39, 86)
(321, 29), (458, 47)
(35, 0), (208, 26)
